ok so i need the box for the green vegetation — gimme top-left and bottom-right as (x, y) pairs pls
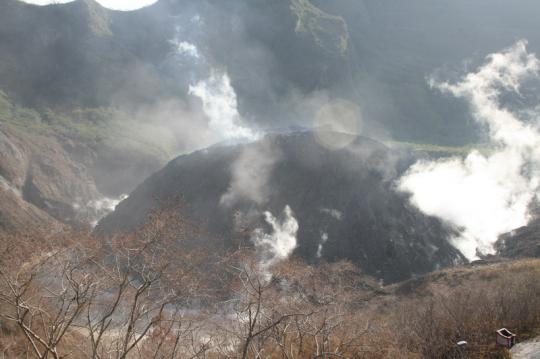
(0, 90), (173, 162)
(84, 0), (113, 37)
(289, 0), (349, 55)
(387, 140), (492, 157)
(1, 89), (107, 145)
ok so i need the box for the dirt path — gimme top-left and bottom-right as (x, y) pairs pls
(512, 338), (540, 359)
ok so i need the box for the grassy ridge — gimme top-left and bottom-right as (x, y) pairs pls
(387, 140), (491, 156)
(0, 90), (173, 162)
(0, 89), (491, 166)
(289, 0), (349, 55)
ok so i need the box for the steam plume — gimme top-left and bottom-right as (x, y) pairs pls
(171, 40), (200, 59)
(86, 194), (128, 227)
(320, 207), (343, 221)
(252, 205), (298, 271)
(398, 40), (540, 259)
(189, 72), (260, 143)
(220, 141), (280, 207)
(316, 232), (328, 258)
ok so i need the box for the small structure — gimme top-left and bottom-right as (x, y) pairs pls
(496, 328), (516, 348)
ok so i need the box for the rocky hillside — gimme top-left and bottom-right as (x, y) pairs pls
(97, 131), (465, 282)
(2, 0), (540, 144)
(2, 0), (540, 252)
(0, 86), (174, 232)
(497, 209), (540, 259)
(0, 0), (172, 108)
(0, 125), (101, 230)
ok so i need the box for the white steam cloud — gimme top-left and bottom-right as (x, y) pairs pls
(320, 207), (343, 221)
(172, 40), (200, 59)
(189, 72), (260, 143)
(86, 194), (128, 227)
(220, 141), (280, 207)
(316, 232), (328, 258)
(252, 205), (299, 271)
(398, 40), (540, 259)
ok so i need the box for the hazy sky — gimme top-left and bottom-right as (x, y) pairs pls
(19, 0), (159, 11)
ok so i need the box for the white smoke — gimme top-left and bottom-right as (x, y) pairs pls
(252, 205), (299, 271)
(86, 194), (128, 227)
(189, 72), (260, 143)
(220, 141), (280, 207)
(316, 232), (328, 258)
(172, 40), (200, 59)
(320, 207), (343, 221)
(398, 40), (540, 259)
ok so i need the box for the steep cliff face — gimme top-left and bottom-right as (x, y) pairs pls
(4, 0), (540, 145)
(0, 126), (101, 230)
(97, 131), (465, 282)
(0, 180), (60, 234)
(0, 87), (170, 231)
(0, 0), (152, 108)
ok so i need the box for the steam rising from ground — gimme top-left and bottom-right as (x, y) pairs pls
(171, 40), (200, 59)
(114, 25), (261, 167)
(313, 99), (362, 150)
(398, 40), (540, 259)
(252, 205), (299, 272)
(316, 232), (328, 258)
(220, 141), (280, 207)
(320, 207), (343, 221)
(86, 194), (128, 226)
(189, 72), (260, 143)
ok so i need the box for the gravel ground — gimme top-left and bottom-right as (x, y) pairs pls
(512, 338), (540, 359)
